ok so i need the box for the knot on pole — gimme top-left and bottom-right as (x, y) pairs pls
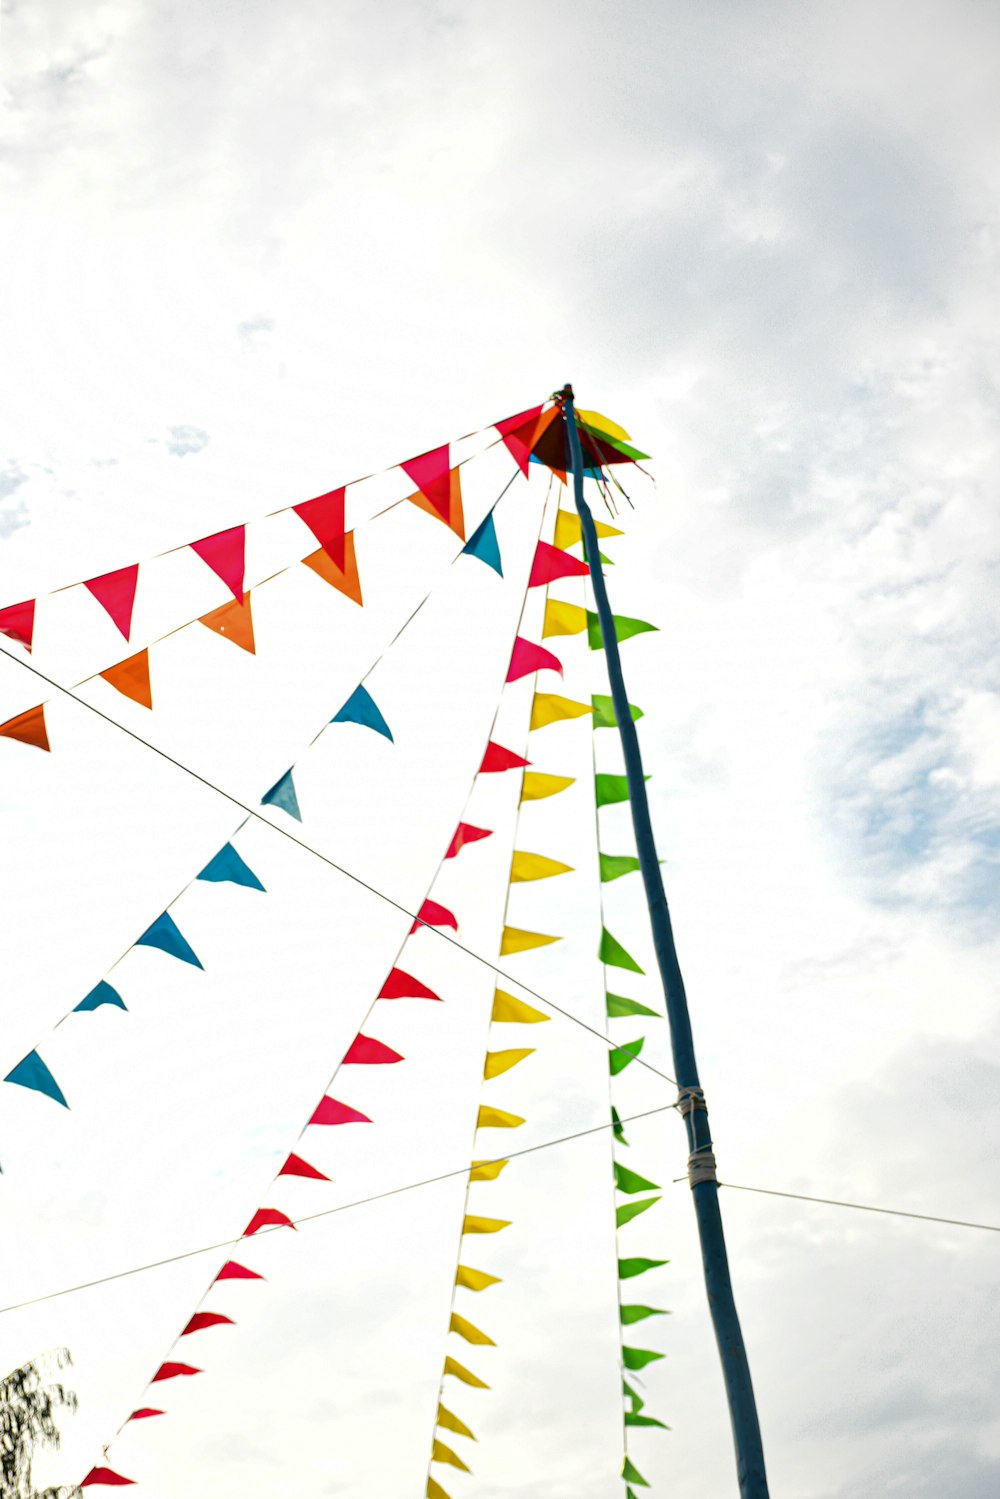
(676, 1086), (707, 1117)
(688, 1145), (718, 1188)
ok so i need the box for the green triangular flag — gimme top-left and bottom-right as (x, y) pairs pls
(599, 852), (642, 882)
(606, 993), (659, 1020)
(587, 611), (658, 650)
(599, 928), (645, 973)
(591, 694), (643, 730)
(611, 1106), (629, 1147)
(622, 1346), (664, 1371)
(596, 773), (650, 808)
(622, 1455), (650, 1486)
(614, 1163), (660, 1195)
(617, 1195), (660, 1229)
(619, 1257), (668, 1280)
(626, 1412), (670, 1429)
(610, 1037), (644, 1076)
(620, 1304), (668, 1325)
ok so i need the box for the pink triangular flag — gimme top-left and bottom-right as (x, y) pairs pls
(446, 822), (493, 858)
(378, 968), (441, 1001)
(410, 898), (458, 933)
(191, 525), (245, 601)
(507, 636), (563, 683)
(215, 1260), (264, 1281)
(182, 1312), (235, 1335)
(81, 1467), (136, 1486)
(83, 564), (139, 640)
(279, 1152), (330, 1181)
(127, 1409), (164, 1421)
(495, 405), (545, 477)
(243, 1207), (296, 1236)
(402, 445), (451, 520)
(343, 1034), (403, 1065)
(309, 1096), (372, 1125)
(293, 489), (346, 569)
(529, 539), (590, 587)
(0, 599), (35, 651)
(151, 1361), (200, 1382)
(480, 740), (530, 773)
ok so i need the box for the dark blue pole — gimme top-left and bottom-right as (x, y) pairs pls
(561, 386), (769, 1498)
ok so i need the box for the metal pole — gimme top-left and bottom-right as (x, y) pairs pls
(560, 385), (769, 1498)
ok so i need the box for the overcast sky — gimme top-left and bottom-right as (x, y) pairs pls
(2, 3), (1000, 1497)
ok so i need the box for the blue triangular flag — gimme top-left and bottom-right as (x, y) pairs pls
(331, 685), (393, 742)
(197, 843), (266, 890)
(136, 911), (204, 969)
(74, 980), (127, 1013)
(5, 1051), (69, 1108)
(463, 512), (502, 576)
(261, 767), (301, 821)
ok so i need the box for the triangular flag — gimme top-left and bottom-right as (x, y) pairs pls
(455, 1265), (502, 1292)
(462, 1214), (510, 1235)
(279, 1152), (330, 1181)
(507, 636), (563, 683)
(409, 466), (464, 538)
(446, 822), (492, 859)
(597, 772), (649, 807)
(437, 1403), (476, 1439)
(4, 1051), (68, 1108)
(331, 684), (392, 740)
(402, 445), (452, 520)
(0, 599), (35, 651)
(553, 509), (624, 550)
(261, 767), (301, 821)
(81, 1468), (136, 1487)
(476, 1105), (524, 1129)
(293, 488), (346, 569)
(500, 925), (559, 955)
(378, 968), (441, 1001)
(343, 1034), (403, 1065)
(181, 1312), (235, 1335)
(600, 853), (641, 883)
(191, 525), (245, 601)
(449, 1313), (494, 1346)
(302, 534), (363, 605)
(542, 598), (587, 638)
(74, 981), (127, 1013)
(606, 993), (658, 1019)
(618, 1196), (659, 1229)
(483, 1048), (534, 1079)
(197, 843), (265, 890)
(215, 1261), (264, 1282)
(469, 1159), (509, 1181)
(84, 564), (139, 641)
(625, 1412), (670, 1430)
(462, 512), (502, 575)
(199, 591), (256, 653)
(622, 1455), (651, 1486)
(491, 989), (548, 1024)
(587, 610), (658, 649)
(618, 1257), (668, 1280)
(599, 927), (645, 973)
(427, 1479), (452, 1499)
(128, 1408), (164, 1420)
(530, 693), (592, 730)
(309, 1096), (371, 1125)
(519, 770), (574, 802)
(612, 1106), (629, 1147)
(243, 1208), (296, 1236)
(151, 1361), (201, 1382)
(479, 740), (529, 773)
(622, 1344), (664, 1370)
(411, 898), (458, 933)
(529, 539), (589, 587)
(495, 403), (546, 476)
(136, 911), (203, 969)
(576, 409), (632, 445)
(610, 1038), (645, 1076)
(431, 1438), (471, 1472)
(615, 1163), (661, 1195)
(0, 704), (50, 751)
(509, 850), (572, 882)
(592, 693), (643, 730)
(620, 1304), (668, 1325)
(100, 648), (152, 709)
(443, 1356), (489, 1388)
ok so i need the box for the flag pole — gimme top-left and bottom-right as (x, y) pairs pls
(559, 384), (770, 1498)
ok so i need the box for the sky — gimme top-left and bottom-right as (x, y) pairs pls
(2, 1), (1000, 1496)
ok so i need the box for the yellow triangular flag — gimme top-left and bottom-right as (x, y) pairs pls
(443, 1356), (489, 1388)
(484, 1048), (535, 1079)
(500, 925), (559, 955)
(437, 1403), (476, 1440)
(577, 409), (632, 443)
(510, 850), (573, 883)
(554, 509), (625, 551)
(492, 989), (548, 1024)
(530, 693), (592, 731)
(542, 597), (587, 638)
(455, 1264), (502, 1292)
(469, 1158), (509, 1182)
(427, 1479), (452, 1499)
(462, 1214), (510, 1235)
(519, 771), (575, 803)
(477, 1105), (524, 1129)
(449, 1312), (495, 1346)
(431, 1439), (470, 1473)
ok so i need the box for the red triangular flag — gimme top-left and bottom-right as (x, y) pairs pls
(191, 525), (245, 601)
(495, 405), (545, 477)
(199, 591), (256, 653)
(446, 822), (493, 858)
(0, 599), (35, 651)
(343, 1034), (403, 1065)
(480, 740), (530, 773)
(279, 1152), (330, 1181)
(378, 968), (441, 1001)
(151, 1361), (200, 1383)
(410, 898), (458, 933)
(507, 636), (563, 682)
(84, 564), (139, 640)
(529, 539), (590, 587)
(402, 445), (451, 520)
(99, 648), (152, 709)
(81, 1467), (136, 1486)
(294, 489), (346, 570)
(407, 466), (465, 539)
(244, 1207), (296, 1236)
(181, 1311), (235, 1335)
(309, 1096), (372, 1126)
(128, 1409), (164, 1420)
(0, 703), (49, 751)
(215, 1260), (264, 1281)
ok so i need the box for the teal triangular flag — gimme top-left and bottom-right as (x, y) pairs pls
(197, 843), (265, 890)
(74, 981), (127, 1013)
(463, 512), (502, 576)
(5, 1051), (68, 1108)
(331, 685), (393, 741)
(136, 911), (204, 969)
(591, 694), (643, 730)
(261, 768), (301, 822)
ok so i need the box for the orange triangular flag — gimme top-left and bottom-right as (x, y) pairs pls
(0, 703), (49, 751)
(302, 532), (363, 606)
(407, 467), (465, 540)
(100, 648), (153, 709)
(199, 591), (256, 654)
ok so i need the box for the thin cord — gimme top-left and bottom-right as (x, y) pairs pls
(719, 1182), (1000, 1233)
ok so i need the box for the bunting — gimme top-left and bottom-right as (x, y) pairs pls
(84, 564), (140, 641)
(293, 488), (346, 569)
(530, 692), (593, 731)
(0, 703), (50, 751)
(100, 648), (153, 709)
(332, 684), (393, 740)
(199, 593), (256, 654)
(528, 539), (589, 587)
(462, 512), (502, 575)
(507, 637), (563, 683)
(0, 598), (35, 651)
(190, 525), (246, 602)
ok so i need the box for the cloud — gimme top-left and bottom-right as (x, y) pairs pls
(164, 424), (210, 457)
